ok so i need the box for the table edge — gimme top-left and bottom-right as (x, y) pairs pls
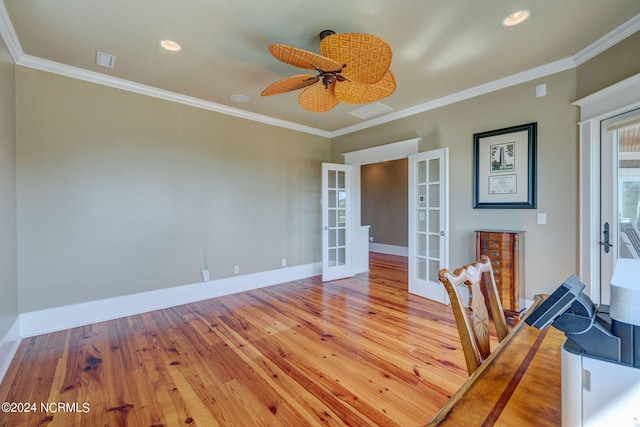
(424, 294), (547, 426)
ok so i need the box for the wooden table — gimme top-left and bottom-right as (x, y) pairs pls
(427, 295), (565, 426)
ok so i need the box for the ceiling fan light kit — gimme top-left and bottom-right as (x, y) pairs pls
(261, 31), (395, 113)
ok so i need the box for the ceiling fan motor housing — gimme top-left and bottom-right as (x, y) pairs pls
(319, 30), (336, 40)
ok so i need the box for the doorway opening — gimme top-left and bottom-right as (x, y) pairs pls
(361, 159), (408, 256)
(341, 138), (419, 277)
(337, 138), (450, 304)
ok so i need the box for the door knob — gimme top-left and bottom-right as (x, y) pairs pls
(599, 222), (613, 253)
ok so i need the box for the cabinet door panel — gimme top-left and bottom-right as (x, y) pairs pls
(476, 230), (525, 322)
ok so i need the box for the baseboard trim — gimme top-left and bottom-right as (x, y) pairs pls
(369, 243), (409, 257)
(19, 262), (321, 338)
(0, 317), (21, 385)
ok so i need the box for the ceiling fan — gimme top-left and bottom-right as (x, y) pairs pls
(261, 30), (395, 112)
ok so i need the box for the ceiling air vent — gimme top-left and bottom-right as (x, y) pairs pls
(348, 102), (393, 119)
(96, 51), (116, 69)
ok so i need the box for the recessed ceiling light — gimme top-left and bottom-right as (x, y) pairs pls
(502, 10), (531, 27)
(230, 94), (250, 103)
(160, 39), (181, 52)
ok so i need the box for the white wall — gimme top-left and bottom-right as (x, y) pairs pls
(0, 26), (19, 380)
(16, 67), (331, 312)
(332, 70), (580, 300)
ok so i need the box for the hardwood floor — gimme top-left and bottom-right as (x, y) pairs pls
(0, 253), (477, 426)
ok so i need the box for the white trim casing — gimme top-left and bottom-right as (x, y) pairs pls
(577, 119), (602, 301)
(0, 263), (318, 384)
(19, 262), (321, 338)
(342, 138), (420, 277)
(575, 73), (640, 302)
(0, 318), (21, 385)
(342, 138), (420, 165)
(369, 243), (408, 257)
(574, 73), (640, 121)
(343, 138), (420, 223)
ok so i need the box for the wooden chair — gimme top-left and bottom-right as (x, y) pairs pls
(438, 255), (509, 375)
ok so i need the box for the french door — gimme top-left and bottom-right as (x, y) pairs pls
(322, 163), (352, 282)
(408, 148), (449, 304)
(600, 109), (640, 303)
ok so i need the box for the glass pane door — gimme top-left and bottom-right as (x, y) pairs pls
(601, 112), (640, 303)
(327, 169), (346, 267)
(322, 163), (352, 281)
(408, 148), (449, 303)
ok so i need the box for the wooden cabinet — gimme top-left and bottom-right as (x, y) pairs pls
(475, 230), (525, 323)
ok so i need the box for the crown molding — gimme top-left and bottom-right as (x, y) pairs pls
(572, 13), (640, 66)
(17, 55), (332, 138)
(1, 2), (638, 139)
(326, 11), (640, 137)
(330, 57), (576, 137)
(0, 0), (22, 63)
(0, 4), (330, 138)
(325, 11), (640, 138)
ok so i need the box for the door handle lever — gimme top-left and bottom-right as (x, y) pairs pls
(600, 222), (613, 253)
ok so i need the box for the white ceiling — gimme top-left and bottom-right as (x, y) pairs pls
(2, 0), (640, 137)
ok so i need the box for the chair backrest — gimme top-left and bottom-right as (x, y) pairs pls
(438, 255), (509, 375)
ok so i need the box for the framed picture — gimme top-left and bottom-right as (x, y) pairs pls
(473, 122), (537, 208)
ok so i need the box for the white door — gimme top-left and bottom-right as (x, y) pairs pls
(322, 163), (353, 282)
(600, 109), (640, 304)
(408, 148), (449, 303)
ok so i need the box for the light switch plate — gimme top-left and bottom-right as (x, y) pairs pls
(537, 213), (547, 224)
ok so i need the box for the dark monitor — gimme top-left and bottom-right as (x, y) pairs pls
(525, 275), (585, 329)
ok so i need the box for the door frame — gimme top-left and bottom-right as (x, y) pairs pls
(576, 73), (640, 303)
(341, 138), (420, 272)
(598, 110), (640, 304)
(342, 139), (421, 211)
(341, 138), (449, 303)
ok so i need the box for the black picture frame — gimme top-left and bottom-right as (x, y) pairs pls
(473, 122), (537, 209)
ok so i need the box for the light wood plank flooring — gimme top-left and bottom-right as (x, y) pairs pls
(0, 253), (477, 426)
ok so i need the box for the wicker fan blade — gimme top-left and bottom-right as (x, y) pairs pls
(261, 74), (320, 96)
(335, 70), (396, 104)
(320, 33), (392, 84)
(298, 82), (340, 112)
(268, 44), (343, 71)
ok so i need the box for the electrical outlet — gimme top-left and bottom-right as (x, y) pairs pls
(234, 265), (239, 274)
(281, 258), (287, 267)
(201, 268), (210, 282)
